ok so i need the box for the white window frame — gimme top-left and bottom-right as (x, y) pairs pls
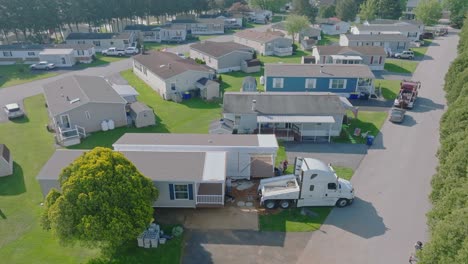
(85, 111), (91, 119)
(173, 184), (189, 200)
(3, 51), (12, 57)
(272, 78), (284, 89)
(77, 50), (84, 56)
(329, 79), (347, 89)
(305, 78), (316, 89)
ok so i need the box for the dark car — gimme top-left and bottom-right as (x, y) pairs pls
(420, 32), (434, 40)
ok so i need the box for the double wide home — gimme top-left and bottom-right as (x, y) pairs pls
(43, 75), (127, 146)
(307, 46), (387, 71)
(65, 32), (135, 52)
(264, 63), (375, 96)
(339, 34), (411, 53)
(222, 92), (345, 142)
(234, 30), (293, 56)
(350, 24), (421, 41)
(316, 17), (350, 35)
(124, 24), (187, 43)
(189, 41), (254, 73)
(171, 16), (225, 35)
(133, 51), (217, 101)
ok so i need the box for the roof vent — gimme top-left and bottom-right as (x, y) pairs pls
(66, 96), (70, 101)
(208, 139), (213, 143)
(251, 99), (257, 111)
(160, 64), (165, 68)
(70, 98), (80, 104)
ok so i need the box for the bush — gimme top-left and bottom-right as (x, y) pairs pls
(194, 58), (206, 64)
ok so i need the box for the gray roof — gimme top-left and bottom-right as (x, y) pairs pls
(0, 43), (94, 51)
(235, 30), (285, 43)
(317, 17), (345, 25)
(265, 63), (375, 78)
(190, 41), (252, 58)
(130, 102), (152, 113)
(0, 44), (45, 51)
(36, 149), (213, 182)
(50, 43), (95, 50)
(242, 76), (257, 91)
(134, 51), (213, 80)
(209, 119), (234, 133)
(66, 32), (132, 40)
(368, 19), (423, 26)
(0, 144), (10, 163)
(406, 0), (419, 8)
(356, 24), (420, 32)
(314, 46), (387, 56)
(114, 133), (261, 147)
(272, 23), (321, 37)
(344, 33), (410, 42)
(223, 92), (345, 115)
(43, 75), (126, 116)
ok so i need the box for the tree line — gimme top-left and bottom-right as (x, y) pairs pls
(417, 16), (468, 263)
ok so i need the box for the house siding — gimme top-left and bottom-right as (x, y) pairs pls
(223, 113), (258, 133)
(0, 49), (44, 65)
(153, 181), (196, 208)
(301, 114), (343, 136)
(320, 22), (350, 35)
(265, 76), (358, 94)
(189, 49), (219, 71)
(133, 60), (168, 99)
(38, 53), (76, 67)
(66, 34), (134, 52)
(312, 52), (385, 71)
(216, 51), (253, 73)
(54, 102), (127, 133)
(345, 39), (409, 52)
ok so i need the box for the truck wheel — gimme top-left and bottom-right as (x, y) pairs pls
(336, 199), (349, 208)
(279, 200), (290, 209)
(264, 200), (277, 209)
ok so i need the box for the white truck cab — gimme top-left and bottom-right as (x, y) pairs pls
(258, 157), (355, 209)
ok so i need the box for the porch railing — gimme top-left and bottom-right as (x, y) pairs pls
(196, 195), (224, 204)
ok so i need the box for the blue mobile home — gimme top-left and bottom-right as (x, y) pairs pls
(264, 64), (375, 97)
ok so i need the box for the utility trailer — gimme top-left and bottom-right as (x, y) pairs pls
(393, 80), (421, 109)
(258, 157), (355, 209)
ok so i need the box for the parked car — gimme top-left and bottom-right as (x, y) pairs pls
(420, 32), (434, 40)
(3, 103), (25, 119)
(435, 28), (448, 36)
(176, 53), (186, 59)
(411, 40), (425, 47)
(389, 108), (406, 123)
(394, 50), (414, 60)
(102, 47), (126, 56)
(125, 47), (139, 55)
(30, 61), (55, 70)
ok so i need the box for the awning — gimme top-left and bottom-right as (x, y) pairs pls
(112, 84), (139, 96)
(330, 55), (363, 60)
(257, 115), (335, 123)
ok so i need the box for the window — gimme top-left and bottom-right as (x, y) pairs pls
(305, 78), (316, 89)
(92, 40), (100, 46)
(124, 40), (129, 44)
(309, 185), (314, 191)
(310, 174), (318, 180)
(328, 183), (337, 190)
(170, 83), (176, 91)
(329, 79), (346, 89)
(27, 52), (35, 56)
(3, 51), (12, 57)
(408, 32), (417, 38)
(110, 41), (114, 45)
(77, 50), (84, 56)
(272, 78), (284, 88)
(174, 184), (189, 200)
(235, 115), (241, 125)
(78, 40), (85, 44)
(60, 115), (71, 128)
(357, 42), (363, 46)
(85, 111), (91, 119)
(370, 56), (374, 64)
(379, 56), (383, 64)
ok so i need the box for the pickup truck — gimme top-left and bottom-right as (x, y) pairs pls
(102, 47), (126, 56)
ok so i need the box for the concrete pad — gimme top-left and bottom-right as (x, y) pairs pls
(184, 206), (259, 231)
(235, 181), (254, 191)
(237, 201), (245, 207)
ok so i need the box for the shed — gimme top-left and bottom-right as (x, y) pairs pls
(0, 144), (13, 177)
(113, 133), (279, 179)
(241, 59), (261, 73)
(196, 78), (220, 100)
(129, 102), (156, 128)
(241, 76), (257, 92)
(112, 84), (139, 103)
(38, 48), (76, 67)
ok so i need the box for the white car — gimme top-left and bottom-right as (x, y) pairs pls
(394, 50), (414, 60)
(125, 47), (139, 55)
(30, 61), (55, 70)
(3, 103), (25, 119)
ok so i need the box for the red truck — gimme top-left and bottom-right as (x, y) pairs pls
(393, 80), (421, 109)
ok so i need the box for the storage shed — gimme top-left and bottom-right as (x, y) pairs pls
(38, 48), (76, 67)
(129, 102), (156, 128)
(241, 59), (261, 73)
(113, 133), (279, 179)
(0, 144), (13, 177)
(196, 77), (220, 100)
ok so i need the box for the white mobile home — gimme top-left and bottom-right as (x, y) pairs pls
(66, 32), (135, 52)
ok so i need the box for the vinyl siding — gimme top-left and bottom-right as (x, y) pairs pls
(217, 51), (253, 72)
(154, 181), (196, 208)
(265, 76), (358, 93)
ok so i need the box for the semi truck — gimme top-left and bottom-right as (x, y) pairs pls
(394, 80), (421, 109)
(257, 157), (355, 209)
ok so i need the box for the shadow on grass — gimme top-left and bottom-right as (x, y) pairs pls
(0, 64), (58, 88)
(384, 62), (413, 74)
(180, 98), (222, 109)
(333, 112), (387, 146)
(10, 115), (30, 124)
(0, 162), (26, 195)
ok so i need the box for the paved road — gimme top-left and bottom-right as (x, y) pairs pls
(296, 31), (458, 264)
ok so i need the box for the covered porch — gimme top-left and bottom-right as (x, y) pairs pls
(254, 115), (336, 142)
(356, 77), (375, 95)
(330, 54), (363, 65)
(195, 182), (225, 208)
(53, 124), (86, 147)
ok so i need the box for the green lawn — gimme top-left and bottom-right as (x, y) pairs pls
(71, 69), (222, 149)
(318, 34), (340, 45)
(259, 167), (354, 232)
(384, 58), (418, 73)
(76, 54), (127, 69)
(0, 64), (58, 88)
(334, 111), (388, 144)
(374, 79), (401, 100)
(220, 70), (264, 93)
(0, 95), (183, 263)
(271, 15), (286, 23)
(143, 42), (180, 51)
(259, 49), (310, 64)
(411, 40), (432, 58)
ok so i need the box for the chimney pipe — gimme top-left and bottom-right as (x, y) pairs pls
(66, 96), (70, 101)
(251, 99), (257, 111)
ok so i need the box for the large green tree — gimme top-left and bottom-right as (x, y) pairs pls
(358, 0), (379, 21)
(378, 0), (403, 19)
(414, 0), (442, 26)
(284, 14), (310, 43)
(443, 0), (467, 28)
(292, 0), (318, 22)
(319, 5), (336, 18)
(41, 147), (158, 252)
(251, 0), (288, 12)
(336, 0), (358, 22)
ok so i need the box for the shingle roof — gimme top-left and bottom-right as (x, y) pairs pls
(0, 44), (44, 51)
(235, 30), (285, 43)
(133, 51), (213, 80)
(190, 41), (253, 58)
(130, 101), (151, 113)
(0, 43), (94, 51)
(43, 75), (126, 116)
(50, 43), (95, 50)
(356, 24), (420, 32)
(223, 92), (345, 115)
(0, 144), (10, 163)
(344, 33), (410, 41)
(245, 59), (261, 67)
(265, 64), (375, 78)
(272, 22), (321, 37)
(315, 46), (387, 56)
(368, 19), (423, 26)
(66, 32), (132, 40)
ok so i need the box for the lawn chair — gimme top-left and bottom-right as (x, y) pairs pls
(361, 131), (371, 139)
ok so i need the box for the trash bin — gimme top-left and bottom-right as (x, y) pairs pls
(349, 93), (359, 100)
(366, 135), (375, 146)
(359, 92), (370, 100)
(182, 92), (191, 100)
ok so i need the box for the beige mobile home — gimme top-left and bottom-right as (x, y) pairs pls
(0, 144), (13, 177)
(234, 30), (293, 56)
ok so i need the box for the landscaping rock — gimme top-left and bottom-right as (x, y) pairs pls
(245, 202), (254, 207)
(237, 201), (246, 207)
(300, 208), (319, 218)
(235, 181), (254, 191)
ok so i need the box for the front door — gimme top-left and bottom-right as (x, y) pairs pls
(323, 182), (339, 206)
(60, 115), (71, 129)
(297, 184), (325, 207)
